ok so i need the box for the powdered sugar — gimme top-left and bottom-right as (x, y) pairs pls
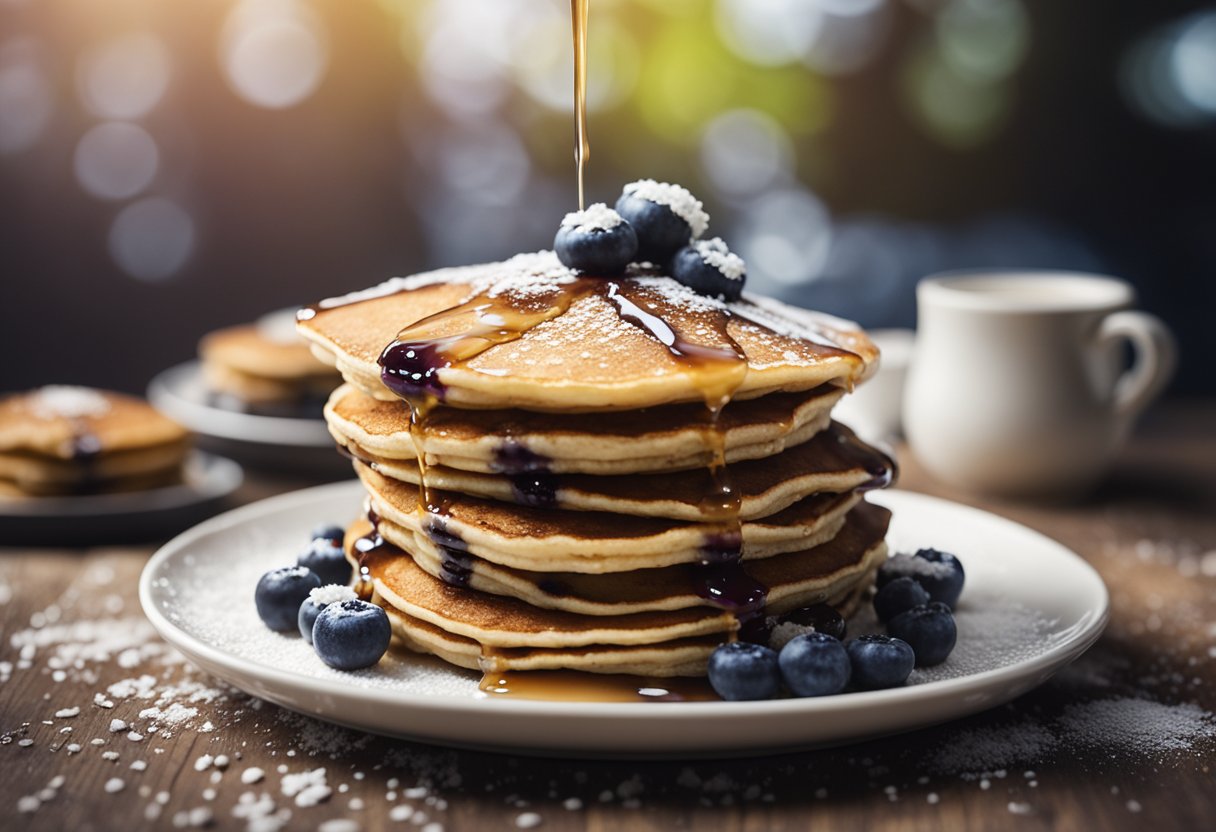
(560, 202), (622, 233)
(622, 179), (709, 238)
(691, 238), (746, 282)
(309, 585), (358, 607)
(25, 385), (111, 420)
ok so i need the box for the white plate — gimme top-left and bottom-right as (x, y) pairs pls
(140, 482), (1107, 757)
(148, 362), (346, 474)
(0, 452), (243, 545)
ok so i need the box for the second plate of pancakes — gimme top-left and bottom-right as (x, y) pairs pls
(141, 481), (1108, 757)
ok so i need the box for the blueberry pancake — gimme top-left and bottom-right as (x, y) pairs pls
(0, 386), (190, 497)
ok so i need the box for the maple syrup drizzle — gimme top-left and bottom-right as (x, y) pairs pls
(571, 0), (590, 210)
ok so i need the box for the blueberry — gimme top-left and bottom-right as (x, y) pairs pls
(298, 585), (358, 644)
(707, 642), (781, 701)
(297, 537), (352, 587)
(877, 548), (965, 609)
(873, 576), (931, 623)
(311, 523), (345, 544)
(255, 566), (322, 632)
(614, 180), (707, 262)
(778, 632), (851, 697)
(888, 602), (957, 667)
(554, 204), (638, 274)
(671, 238), (746, 301)
(845, 634), (915, 690)
(311, 599), (393, 671)
(779, 603), (846, 641)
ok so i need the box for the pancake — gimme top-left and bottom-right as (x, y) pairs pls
(200, 316), (341, 407)
(324, 382), (843, 475)
(365, 502), (890, 616)
(297, 252), (879, 412)
(0, 386), (189, 497)
(349, 513), (885, 652)
(373, 573), (874, 677)
(357, 463), (862, 573)
(341, 420), (892, 521)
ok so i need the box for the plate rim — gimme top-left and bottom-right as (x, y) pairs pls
(0, 451), (244, 518)
(147, 361), (333, 448)
(139, 481), (1109, 722)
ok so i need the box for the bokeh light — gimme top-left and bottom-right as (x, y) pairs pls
(735, 188), (833, 292)
(0, 38), (53, 155)
(714, 0), (823, 68)
(76, 32), (171, 121)
(221, 0), (328, 109)
(935, 0), (1029, 83)
(1171, 12), (1216, 117)
(108, 197), (196, 282)
(73, 122), (160, 201)
(699, 109), (794, 200)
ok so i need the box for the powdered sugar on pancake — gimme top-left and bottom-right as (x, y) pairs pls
(27, 386), (111, 420)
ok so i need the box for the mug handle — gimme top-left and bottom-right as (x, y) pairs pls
(1097, 310), (1177, 422)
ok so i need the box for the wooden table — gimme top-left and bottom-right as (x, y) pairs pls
(3, 404), (1214, 831)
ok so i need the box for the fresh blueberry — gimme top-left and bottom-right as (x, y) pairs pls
(255, 566), (322, 632)
(888, 602), (957, 667)
(554, 204), (638, 274)
(877, 548), (965, 609)
(311, 599), (393, 671)
(297, 537), (352, 587)
(873, 576), (931, 623)
(779, 603), (846, 641)
(671, 238), (746, 301)
(845, 634), (915, 690)
(778, 632), (851, 697)
(614, 180), (707, 262)
(311, 523), (345, 544)
(297, 585), (358, 644)
(707, 642), (781, 701)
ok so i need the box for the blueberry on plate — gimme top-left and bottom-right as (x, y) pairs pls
(707, 642), (781, 701)
(888, 602), (957, 667)
(298, 584), (359, 644)
(671, 238), (746, 301)
(311, 523), (345, 544)
(297, 537), (352, 587)
(873, 576), (931, 623)
(778, 632), (851, 697)
(845, 634), (915, 690)
(554, 203), (638, 274)
(877, 548), (965, 609)
(255, 566), (322, 632)
(780, 603), (846, 641)
(311, 599), (393, 671)
(614, 179), (709, 262)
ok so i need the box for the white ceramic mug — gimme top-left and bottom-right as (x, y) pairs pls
(904, 271), (1176, 498)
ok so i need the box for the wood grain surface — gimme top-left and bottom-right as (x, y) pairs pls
(2, 405), (1213, 831)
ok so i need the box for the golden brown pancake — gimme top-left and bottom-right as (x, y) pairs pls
(341, 419), (891, 521)
(367, 502), (890, 616)
(297, 253), (879, 411)
(0, 386), (190, 497)
(200, 322), (340, 406)
(324, 381), (843, 475)
(356, 462), (863, 573)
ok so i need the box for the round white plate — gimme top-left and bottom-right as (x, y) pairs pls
(140, 482), (1107, 757)
(1, 452), (243, 545)
(148, 362), (346, 474)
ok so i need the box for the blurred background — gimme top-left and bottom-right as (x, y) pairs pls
(1, 0), (1214, 395)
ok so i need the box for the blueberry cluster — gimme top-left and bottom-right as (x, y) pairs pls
(553, 179), (747, 301)
(707, 548), (964, 701)
(253, 523), (391, 671)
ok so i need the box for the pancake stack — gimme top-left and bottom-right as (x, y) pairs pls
(298, 252), (893, 678)
(0, 386), (190, 497)
(200, 311), (341, 416)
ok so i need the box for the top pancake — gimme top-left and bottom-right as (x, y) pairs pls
(297, 252), (879, 412)
(0, 386), (188, 460)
